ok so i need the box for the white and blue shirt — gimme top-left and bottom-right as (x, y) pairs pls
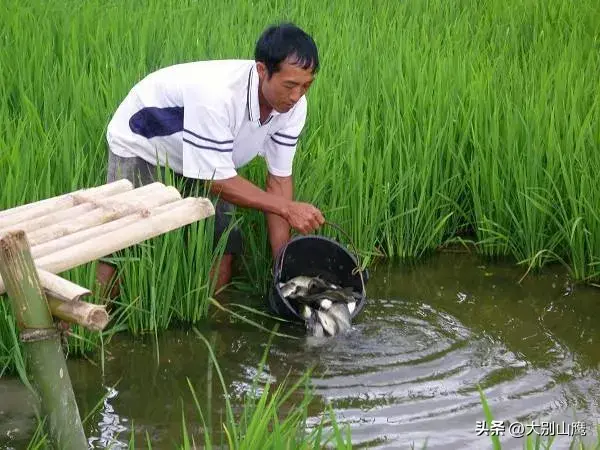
(106, 59), (307, 180)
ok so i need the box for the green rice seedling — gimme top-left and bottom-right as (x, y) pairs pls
(167, 326), (353, 450)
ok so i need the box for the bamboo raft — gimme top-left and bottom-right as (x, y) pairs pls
(0, 179), (215, 449)
(0, 179), (214, 330)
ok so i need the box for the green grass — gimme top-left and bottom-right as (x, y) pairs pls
(1, 0), (598, 282)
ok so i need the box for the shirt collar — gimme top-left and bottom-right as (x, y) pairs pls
(247, 63), (281, 125)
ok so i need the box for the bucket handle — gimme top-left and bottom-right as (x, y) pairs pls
(276, 221), (366, 296)
(323, 221), (366, 295)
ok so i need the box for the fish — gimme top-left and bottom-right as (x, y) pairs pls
(302, 288), (355, 305)
(279, 275), (362, 337)
(293, 290), (344, 311)
(306, 310), (325, 338)
(278, 275), (333, 299)
(302, 288), (359, 317)
(278, 275), (313, 298)
(316, 310), (337, 336)
(327, 303), (352, 334)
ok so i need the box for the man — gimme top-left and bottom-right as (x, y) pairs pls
(97, 22), (325, 296)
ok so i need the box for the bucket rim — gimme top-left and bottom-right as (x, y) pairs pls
(274, 234), (364, 281)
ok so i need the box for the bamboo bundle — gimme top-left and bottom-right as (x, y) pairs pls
(26, 184), (181, 247)
(0, 179), (133, 228)
(0, 197), (215, 295)
(0, 182), (169, 237)
(35, 197), (215, 274)
(31, 198), (187, 259)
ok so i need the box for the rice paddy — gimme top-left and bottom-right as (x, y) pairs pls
(1, 0), (599, 447)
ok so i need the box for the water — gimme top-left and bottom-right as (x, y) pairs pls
(2, 251), (600, 449)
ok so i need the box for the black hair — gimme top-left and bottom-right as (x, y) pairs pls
(254, 22), (319, 77)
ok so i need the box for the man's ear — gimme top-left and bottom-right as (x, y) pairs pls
(256, 62), (267, 80)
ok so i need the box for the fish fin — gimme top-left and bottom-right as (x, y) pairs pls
(347, 301), (356, 315)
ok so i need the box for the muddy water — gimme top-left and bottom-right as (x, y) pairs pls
(2, 251), (600, 449)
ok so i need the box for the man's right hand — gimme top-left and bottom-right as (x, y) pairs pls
(283, 201), (325, 234)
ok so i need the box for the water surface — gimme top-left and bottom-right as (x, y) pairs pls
(2, 251), (600, 449)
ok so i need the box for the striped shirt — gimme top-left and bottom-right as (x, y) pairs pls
(106, 59), (307, 180)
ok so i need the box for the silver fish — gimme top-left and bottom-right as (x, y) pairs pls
(316, 310), (337, 336)
(279, 276), (331, 299)
(307, 314), (325, 338)
(301, 304), (312, 320)
(280, 276), (361, 337)
(327, 303), (352, 334)
(319, 298), (333, 310)
(302, 305), (324, 337)
(303, 288), (355, 305)
(278, 275), (312, 298)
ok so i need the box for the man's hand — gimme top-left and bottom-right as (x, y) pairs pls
(283, 201), (325, 234)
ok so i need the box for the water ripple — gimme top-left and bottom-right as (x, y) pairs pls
(297, 297), (592, 449)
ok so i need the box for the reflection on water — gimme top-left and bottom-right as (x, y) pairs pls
(87, 386), (128, 449)
(1, 252), (600, 449)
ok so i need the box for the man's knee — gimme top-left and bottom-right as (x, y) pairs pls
(96, 260), (120, 299)
(213, 199), (243, 256)
(106, 149), (157, 187)
(212, 254), (233, 292)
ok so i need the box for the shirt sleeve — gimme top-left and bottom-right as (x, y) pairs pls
(264, 96), (307, 177)
(181, 90), (237, 181)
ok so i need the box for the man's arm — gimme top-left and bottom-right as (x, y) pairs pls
(208, 175), (323, 236)
(265, 174), (293, 259)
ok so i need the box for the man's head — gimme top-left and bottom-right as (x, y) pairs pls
(254, 23), (319, 114)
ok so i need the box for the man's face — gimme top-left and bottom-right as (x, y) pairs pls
(257, 58), (315, 114)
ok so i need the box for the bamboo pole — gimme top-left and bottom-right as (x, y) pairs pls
(47, 296), (108, 331)
(38, 269), (91, 302)
(0, 182), (169, 237)
(30, 195), (185, 259)
(0, 268), (90, 303)
(0, 179), (132, 228)
(0, 203), (98, 235)
(0, 197), (214, 294)
(0, 231), (87, 449)
(27, 185), (181, 248)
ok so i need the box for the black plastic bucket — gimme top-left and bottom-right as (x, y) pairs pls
(267, 231), (369, 323)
